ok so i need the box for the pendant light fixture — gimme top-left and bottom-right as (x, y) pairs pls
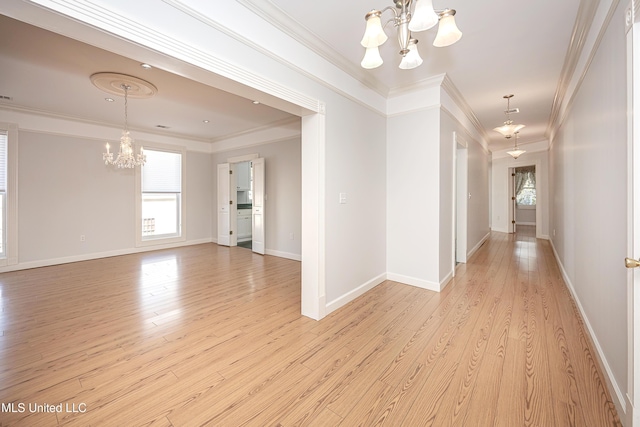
(507, 132), (526, 159)
(493, 94), (525, 139)
(360, 0), (462, 70)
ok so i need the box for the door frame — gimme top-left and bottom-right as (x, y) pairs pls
(505, 159), (543, 237)
(452, 131), (468, 273)
(626, 1), (639, 424)
(226, 153), (260, 248)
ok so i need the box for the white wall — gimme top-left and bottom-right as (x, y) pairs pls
(14, 127), (212, 267)
(211, 137), (302, 260)
(387, 107), (441, 289)
(515, 206), (536, 225)
(441, 110), (491, 270)
(323, 97), (387, 307)
(549, 0), (628, 411)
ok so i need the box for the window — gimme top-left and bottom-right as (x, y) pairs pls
(515, 167), (536, 206)
(0, 123), (17, 266)
(137, 146), (186, 245)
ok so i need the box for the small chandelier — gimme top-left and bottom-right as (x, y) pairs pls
(493, 94), (525, 139)
(507, 132), (526, 159)
(360, 0), (462, 70)
(103, 84), (146, 168)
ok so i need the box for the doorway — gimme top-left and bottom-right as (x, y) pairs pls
(455, 142), (468, 264)
(217, 155), (265, 255)
(510, 165), (537, 235)
(235, 161), (253, 250)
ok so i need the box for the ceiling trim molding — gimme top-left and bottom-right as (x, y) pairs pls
(440, 75), (490, 151)
(210, 116), (300, 143)
(0, 103), (211, 151)
(547, 0), (619, 142)
(212, 134), (300, 155)
(440, 107), (489, 156)
(238, 0), (390, 97)
(387, 74), (446, 98)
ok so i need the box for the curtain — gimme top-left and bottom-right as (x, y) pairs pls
(515, 166), (535, 200)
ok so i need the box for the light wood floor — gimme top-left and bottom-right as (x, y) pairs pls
(0, 227), (621, 426)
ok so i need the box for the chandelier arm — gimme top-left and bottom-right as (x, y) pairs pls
(378, 7), (400, 32)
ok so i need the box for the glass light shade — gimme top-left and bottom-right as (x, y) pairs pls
(433, 10), (462, 47)
(408, 0), (438, 32)
(507, 149), (526, 159)
(493, 123), (526, 138)
(361, 46), (384, 69)
(399, 40), (423, 69)
(361, 11), (388, 48)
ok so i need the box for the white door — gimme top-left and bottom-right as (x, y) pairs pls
(252, 158), (265, 255)
(217, 163), (237, 246)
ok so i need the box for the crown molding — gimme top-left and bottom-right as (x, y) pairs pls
(547, 0), (619, 141)
(237, 0), (390, 97)
(210, 116), (300, 143)
(440, 74), (489, 151)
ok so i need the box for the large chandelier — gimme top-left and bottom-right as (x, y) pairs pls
(360, 0), (462, 70)
(493, 94), (525, 139)
(103, 84), (146, 168)
(91, 73), (157, 169)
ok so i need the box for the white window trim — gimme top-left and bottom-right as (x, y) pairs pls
(135, 142), (187, 248)
(0, 123), (18, 266)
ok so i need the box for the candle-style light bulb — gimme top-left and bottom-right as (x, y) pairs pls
(106, 142), (110, 154)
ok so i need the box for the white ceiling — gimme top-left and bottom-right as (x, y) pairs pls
(0, 14), (294, 143)
(0, 0), (583, 152)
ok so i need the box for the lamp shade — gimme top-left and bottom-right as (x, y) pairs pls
(399, 39), (423, 69)
(493, 123), (526, 138)
(433, 10), (462, 47)
(361, 46), (384, 69)
(408, 0), (438, 32)
(361, 11), (388, 48)
(507, 149), (526, 159)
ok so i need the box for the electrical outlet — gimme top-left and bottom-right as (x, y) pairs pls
(80, 234), (86, 242)
(289, 233), (294, 240)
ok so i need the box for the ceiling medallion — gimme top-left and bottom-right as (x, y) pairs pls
(90, 72), (157, 99)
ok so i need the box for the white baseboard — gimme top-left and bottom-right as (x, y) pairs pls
(467, 232), (490, 260)
(386, 272), (443, 292)
(491, 226), (510, 233)
(325, 273), (386, 315)
(516, 221), (536, 226)
(212, 237), (301, 262)
(265, 249), (301, 261)
(0, 238), (214, 273)
(549, 239), (627, 419)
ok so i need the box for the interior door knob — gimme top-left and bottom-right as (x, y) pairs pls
(625, 257), (640, 268)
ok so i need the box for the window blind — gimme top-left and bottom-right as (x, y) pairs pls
(142, 149), (181, 193)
